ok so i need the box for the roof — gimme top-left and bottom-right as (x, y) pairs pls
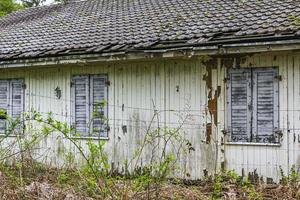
(1, 0), (300, 61)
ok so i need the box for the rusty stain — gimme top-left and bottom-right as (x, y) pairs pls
(221, 57), (235, 68)
(207, 86), (221, 126)
(220, 56), (247, 68)
(237, 56), (247, 67)
(202, 59), (221, 143)
(203, 55), (249, 69)
(202, 58), (217, 69)
(203, 64), (213, 143)
(206, 123), (212, 143)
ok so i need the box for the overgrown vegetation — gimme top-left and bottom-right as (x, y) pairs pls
(0, 108), (298, 199)
(0, 106), (196, 199)
(0, 162), (299, 199)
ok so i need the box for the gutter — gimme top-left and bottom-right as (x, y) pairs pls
(1, 39), (300, 68)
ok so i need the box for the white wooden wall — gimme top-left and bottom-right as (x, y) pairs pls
(224, 53), (299, 183)
(0, 52), (299, 181)
(0, 59), (215, 179)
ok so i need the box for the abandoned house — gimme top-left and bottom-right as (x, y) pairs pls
(1, 0), (300, 182)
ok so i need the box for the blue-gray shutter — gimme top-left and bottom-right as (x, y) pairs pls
(10, 79), (24, 118)
(252, 68), (279, 143)
(90, 75), (108, 137)
(72, 75), (90, 135)
(0, 80), (8, 133)
(10, 79), (24, 132)
(228, 69), (252, 142)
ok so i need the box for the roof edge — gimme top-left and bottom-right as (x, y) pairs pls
(1, 40), (300, 68)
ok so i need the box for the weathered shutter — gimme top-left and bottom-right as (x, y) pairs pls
(10, 79), (24, 133)
(10, 79), (24, 118)
(252, 68), (279, 143)
(90, 75), (108, 137)
(72, 75), (90, 135)
(228, 69), (252, 142)
(0, 80), (8, 133)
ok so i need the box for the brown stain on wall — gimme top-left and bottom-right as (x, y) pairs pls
(206, 123), (212, 144)
(221, 57), (234, 69)
(202, 58), (221, 143)
(220, 56), (247, 69)
(207, 86), (221, 126)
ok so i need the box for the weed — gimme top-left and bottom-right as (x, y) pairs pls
(211, 175), (223, 199)
(57, 171), (69, 184)
(279, 165), (299, 186)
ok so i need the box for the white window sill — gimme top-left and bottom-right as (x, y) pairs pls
(69, 136), (109, 140)
(226, 142), (281, 147)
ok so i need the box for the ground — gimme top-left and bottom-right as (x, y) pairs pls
(0, 163), (299, 200)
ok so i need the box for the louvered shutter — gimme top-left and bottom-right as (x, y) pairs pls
(228, 69), (252, 142)
(72, 75), (90, 135)
(90, 75), (108, 137)
(252, 68), (279, 143)
(0, 80), (8, 133)
(10, 79), (24, 133)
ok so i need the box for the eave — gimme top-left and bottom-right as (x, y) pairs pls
(1, 39), (300, 68)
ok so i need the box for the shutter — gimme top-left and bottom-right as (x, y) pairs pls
(0, 80), (8, 133)
(228, 69), (252, 142)
(10, 79), (24, 118)
(10, 79), (24, 133)
(90, 75), (108, 137)
(72, 75), (90, 135)
(252, 68), (279, 143)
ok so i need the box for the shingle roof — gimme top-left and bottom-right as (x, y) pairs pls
(1, 0), (300, 60)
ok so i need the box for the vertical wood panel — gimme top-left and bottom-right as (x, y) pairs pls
(1, 53), (300, 181)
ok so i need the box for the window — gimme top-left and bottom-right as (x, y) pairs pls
(0, 79), (24, 134)
(71, 75), (108, 137)
(227, 68), (279, 143)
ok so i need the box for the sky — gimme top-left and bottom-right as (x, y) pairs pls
(16, 0), (55, 5)
(45, 0), (54, 5)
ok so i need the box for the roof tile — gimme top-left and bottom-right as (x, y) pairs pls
(0, 0), (300, 60)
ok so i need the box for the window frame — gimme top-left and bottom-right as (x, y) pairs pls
(71, 74), (109, 139)
(0, 78), (25, 136)
(226, 67), (280, 144)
